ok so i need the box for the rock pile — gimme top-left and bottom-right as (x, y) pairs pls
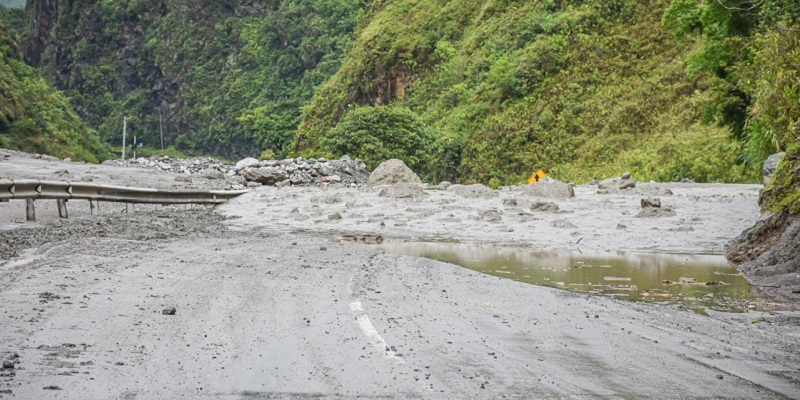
(103, 156), (230, 177)
(104, 155), (370, 189)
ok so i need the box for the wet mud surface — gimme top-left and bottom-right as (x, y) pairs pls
(378, 242), (757, 312)
(0, 152), (799, 398)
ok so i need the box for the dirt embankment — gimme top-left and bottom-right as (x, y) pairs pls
(727, 150), (800, 305)
(728, 211), (800, 303)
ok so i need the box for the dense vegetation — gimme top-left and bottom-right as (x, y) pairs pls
(7, 0), (800, 209)
(25, 0), (367, 159)
(0, 20), (106, 161)
(298, 0), (798, 186)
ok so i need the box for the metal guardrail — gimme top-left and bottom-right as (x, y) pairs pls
(0, 179), (248, 221)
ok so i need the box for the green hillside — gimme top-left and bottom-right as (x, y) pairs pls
(297, 0), (797, 185)
(25, 0), (367, 159)
(12, 0), (800, 206)
(0, 22), (107, 161)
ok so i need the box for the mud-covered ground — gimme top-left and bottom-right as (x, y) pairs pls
(1, 151), (799, 399)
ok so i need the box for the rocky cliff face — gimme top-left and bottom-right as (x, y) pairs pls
(22, 0), (365, 158)
(25, 0), (218, 150)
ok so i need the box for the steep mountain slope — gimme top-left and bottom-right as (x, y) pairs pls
(0, 22), (106, 161)
(24, 0), (367, 158)
(298, 0), (759, 184)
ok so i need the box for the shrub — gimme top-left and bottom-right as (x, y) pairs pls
(320, 105), (434, 173)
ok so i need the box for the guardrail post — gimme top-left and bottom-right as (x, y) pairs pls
(126, 203), (134, 214)
(89, 200), (96, 215)
(57, 199), (68, 219)
(26, 199), (35, 222)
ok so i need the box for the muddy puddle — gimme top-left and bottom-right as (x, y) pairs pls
(377, 241), (756, 312)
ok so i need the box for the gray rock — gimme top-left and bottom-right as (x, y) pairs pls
(479, 210), (502, 221)
(438, 181), (452, 190)
(727, 213), (800, 303)
(503, 199), (518, 206)
(635, 207), (676, 218)
(276, 180), (291, 188)
(368, 159), (421, 187)
(641, 198), (662, 208)
(378, 183), (425, 199)
(598, 177), (637, 193)
(162, 307), (176, 315)
(328, 213), (342, 221)
(200, 169), (225, 180)
(447, 184), (499, 198)
(530, 201), (560, 212)
(235, 157), (260, 171)
(289, 172), (312, 185)
(241, 167), (287, 185)
(2, 360), (13, 369)
(551, 219), (577, 229)
(228, 175), (246, 185)
(621, 171), (632, 180)
(763, 152), (785, 184)
(521, 179), (575, 199)
(619, 178), (636, 190)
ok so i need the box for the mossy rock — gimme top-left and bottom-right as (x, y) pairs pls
(763, 141), (800, 215)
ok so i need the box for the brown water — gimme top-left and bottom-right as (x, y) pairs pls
(378, 242), (755, 312)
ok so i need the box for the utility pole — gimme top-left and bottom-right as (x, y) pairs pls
(122, 116), (127, 161)
(159, 108), (165, 151)
(133, 132), (137, 159)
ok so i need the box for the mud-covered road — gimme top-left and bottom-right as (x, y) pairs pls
(1, 151), (799, 399)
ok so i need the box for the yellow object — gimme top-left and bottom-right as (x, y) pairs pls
(528, 169), (547, 183)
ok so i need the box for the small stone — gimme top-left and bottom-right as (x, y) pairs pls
(716, 375), (723, 380)
(320, 246), (327, 251)
(43, 386), (62, 390)
(502, 199), (518, 206)
(530, 201), (560, 212)
(328, 213), (342, 221)
(115, 362), (125, 366)
(2, 360), (13, 369)
(621, 171), (631, 180)
(162, 307), (176, 315)
(479, 210), (502, 221)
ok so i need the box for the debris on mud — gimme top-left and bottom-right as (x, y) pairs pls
(0, 209), (227, 260)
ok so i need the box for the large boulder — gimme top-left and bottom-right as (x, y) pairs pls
(521, 178), (575, 199)
(368, 159), (421, 187)
(763, 152), (785, 184)
(240, 167), (287, 185)
(235, 157), (260, 171)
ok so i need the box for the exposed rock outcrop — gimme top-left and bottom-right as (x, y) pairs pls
(728, 149), (800, 304)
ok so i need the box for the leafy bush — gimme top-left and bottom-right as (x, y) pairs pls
(320, 105), (434, 173)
